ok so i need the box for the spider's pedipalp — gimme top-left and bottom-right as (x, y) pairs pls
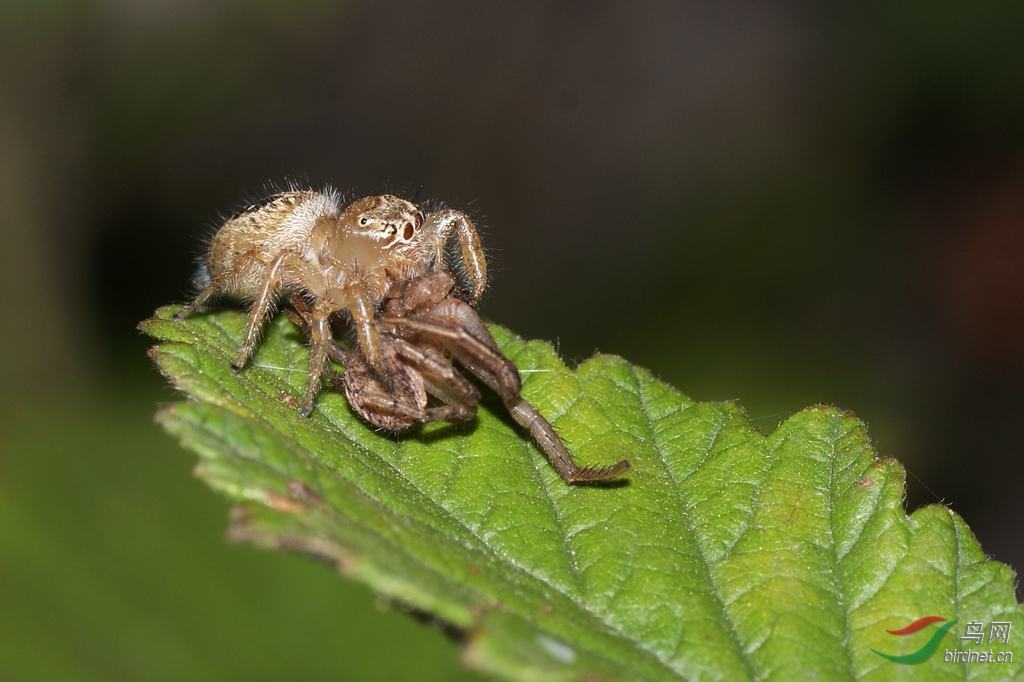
(419, 209), (487, 305)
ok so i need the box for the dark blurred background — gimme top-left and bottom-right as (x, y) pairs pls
(1, 1), (1022, 679)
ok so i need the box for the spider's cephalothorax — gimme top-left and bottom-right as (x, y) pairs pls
(175, 190), (485, 415)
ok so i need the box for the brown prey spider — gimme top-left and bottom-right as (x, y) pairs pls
(285, 271), (630, 484)
(175, 189), (485, 416)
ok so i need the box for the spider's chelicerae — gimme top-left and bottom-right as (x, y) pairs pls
(178, 189), (629, 483)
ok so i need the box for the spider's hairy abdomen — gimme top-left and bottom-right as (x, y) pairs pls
(206, 190), (341, 293)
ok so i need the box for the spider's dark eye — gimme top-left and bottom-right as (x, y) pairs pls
(403, 222), (414, 240)
(359, 217), (369, 225)
(385, 224), (397, 236)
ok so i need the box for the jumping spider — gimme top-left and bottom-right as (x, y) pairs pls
(178, 189), (629, 484)
(175, 189), (485, 415)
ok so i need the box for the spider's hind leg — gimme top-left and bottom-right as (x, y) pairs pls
(173, 276), (226, 321)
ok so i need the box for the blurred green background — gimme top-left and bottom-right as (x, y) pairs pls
(1, 1), (1022, 679)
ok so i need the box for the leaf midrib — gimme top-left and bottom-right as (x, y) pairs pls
(630, 364), (759, 682)
(822, 418), (857, 681)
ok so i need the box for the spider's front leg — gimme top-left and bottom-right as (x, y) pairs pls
(341, 277), (391, 385)
(419, 210), (487, 305)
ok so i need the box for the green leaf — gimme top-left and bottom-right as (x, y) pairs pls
(141, 306), (1023, 681)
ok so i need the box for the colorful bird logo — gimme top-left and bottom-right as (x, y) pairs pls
(871, 616), (958, 664)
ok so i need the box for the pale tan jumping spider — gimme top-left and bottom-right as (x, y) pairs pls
(179, 190), (629, 483)
(175, 190), (485, 415)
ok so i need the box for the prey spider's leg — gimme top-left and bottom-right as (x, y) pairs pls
(342, 339), (473, 428)
(286, 294), (472, 425)
(505, 398), (630, 484)
(444, 352), (505, 399)
(420, 298), (503, 353)
(392, 338), (480, 420)
(345, 390), (475, 424)
(379, 306), (520, 398)
(420, 403), (477, 422)
(232, 252), (290, 370)
(391, 338), (481, 406)
(380, 314), (515, 394)
(384, 305), (629, 483)
(284, 293), (315, 332)
(420, 334), (629, 483)
(429, 297), (522, 396)
(421, 210), (487, 304)
(299, 297), (334, 417)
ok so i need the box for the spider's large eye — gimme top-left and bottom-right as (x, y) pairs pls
(402, 222), (415, 240)
(359, 216), (369, 226)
